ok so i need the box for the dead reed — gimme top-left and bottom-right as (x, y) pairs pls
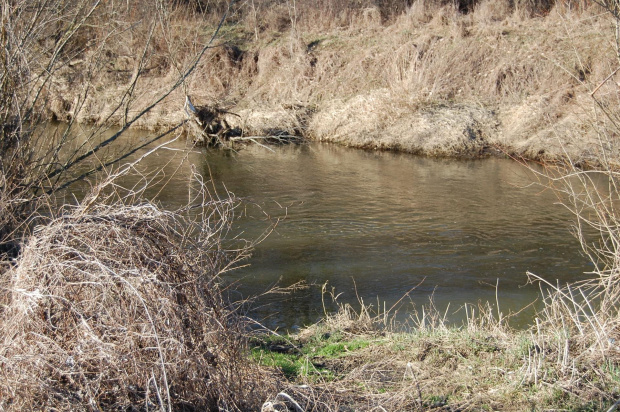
(0, 176), (278, 410)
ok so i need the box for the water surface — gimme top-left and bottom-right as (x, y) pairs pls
(91, 133), (590, 330)
(204, 144), (589, 330)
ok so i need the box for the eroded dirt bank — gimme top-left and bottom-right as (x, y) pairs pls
(47, 2), (620, 164)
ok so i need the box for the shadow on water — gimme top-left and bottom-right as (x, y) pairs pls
(64, 126), (593, 331)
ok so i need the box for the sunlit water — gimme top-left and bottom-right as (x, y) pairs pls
(70, 130), (592, 331)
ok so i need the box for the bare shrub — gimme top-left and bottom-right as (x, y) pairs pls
(0, 0), (236, 262)
(515, 0), (620, 396)
(0, 177), (277, 410)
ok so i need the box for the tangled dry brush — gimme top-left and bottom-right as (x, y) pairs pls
(0, 186), (277, 411)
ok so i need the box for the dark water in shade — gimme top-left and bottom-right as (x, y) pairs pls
(93, 132), (592, 331)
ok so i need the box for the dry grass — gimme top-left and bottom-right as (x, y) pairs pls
(0, 175), (278, 410)
(255, 290), (618, 411)
(39, 0), (620, 163)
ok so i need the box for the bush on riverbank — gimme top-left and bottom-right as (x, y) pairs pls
(0, 178), (278, 410)
(0, 2), (284, 409)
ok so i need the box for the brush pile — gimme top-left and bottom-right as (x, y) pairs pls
(0, 190), (275, 410)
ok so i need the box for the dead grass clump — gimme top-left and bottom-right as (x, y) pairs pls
(519, 161), (620, 402)
(0, 186), (276, 410)
(309, 92), (498, 157)
(230, 105), (309, 138)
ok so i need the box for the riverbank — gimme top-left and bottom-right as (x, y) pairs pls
(2, 1), (620, 410)
(45, 1), (620, 164)
(254, 300), (619, 411)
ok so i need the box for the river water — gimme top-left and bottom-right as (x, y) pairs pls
(86, 132), (591, 330)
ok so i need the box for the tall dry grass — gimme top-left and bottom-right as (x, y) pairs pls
(23, 0), (616, 161)
(0, 170), (278, 410)
(156, 0), (613, 160)
(518, 21), (620, 400)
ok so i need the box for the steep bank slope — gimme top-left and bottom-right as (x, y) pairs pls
(47, 2), (619, 163)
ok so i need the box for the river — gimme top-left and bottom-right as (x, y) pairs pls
(73, 130), (591, 331)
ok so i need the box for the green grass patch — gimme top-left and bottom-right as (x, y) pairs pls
(250, 332), (373, 382)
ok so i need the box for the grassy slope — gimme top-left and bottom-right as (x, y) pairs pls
(49, 2), (620, 164)
(254, 307), (620, 411)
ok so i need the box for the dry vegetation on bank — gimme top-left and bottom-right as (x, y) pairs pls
(2, 0), (620, 410)
(253, 295), (620, 411)
(38, 0), (620, 164)
(0, 176), (281, 410)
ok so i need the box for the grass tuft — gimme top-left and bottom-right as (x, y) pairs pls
(0, 176), (278, 411)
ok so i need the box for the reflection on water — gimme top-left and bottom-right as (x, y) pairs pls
(99, 131), (591, 330)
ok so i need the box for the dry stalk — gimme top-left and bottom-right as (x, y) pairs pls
(0, 173), (277, 410)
